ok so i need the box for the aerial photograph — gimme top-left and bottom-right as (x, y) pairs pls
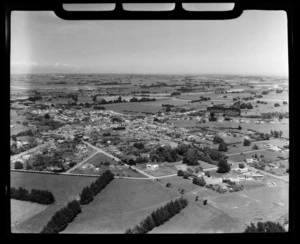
(9, 6), (289, 234)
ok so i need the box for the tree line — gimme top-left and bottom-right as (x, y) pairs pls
(79, 170), (114, 205)
(40, 200), (81, 233)
(11, 187), (55, 205)
(125, 197), (188, 234)
(40, 170), (114, 233)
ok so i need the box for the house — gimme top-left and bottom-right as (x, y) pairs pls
(146, 164), (159, 170)
(204, 176), (223, 185)
(233, 167), (249, 173)
(268, 163), (279, 169)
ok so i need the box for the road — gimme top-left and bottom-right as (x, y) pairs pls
(247, 166), (289, 183)
(226, 149), (267, 157)
(10, 140), (53, 161)
(65, 151), (100, 173)
(82, 141), (121, 162)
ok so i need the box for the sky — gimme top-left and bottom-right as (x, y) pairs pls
(10, 9), (288, 76)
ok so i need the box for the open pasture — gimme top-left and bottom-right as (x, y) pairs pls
(63, 178), (179, 233)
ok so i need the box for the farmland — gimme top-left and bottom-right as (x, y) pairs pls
(11, 199), (48, 228)
(10, 171), (96, 233)
(151, 178), (288, 233)
(63, 179), (180, 233)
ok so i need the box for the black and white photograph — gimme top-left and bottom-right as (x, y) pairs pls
(7, 3), (291, 234)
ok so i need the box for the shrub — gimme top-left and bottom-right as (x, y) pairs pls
(239, 163), (245, 169)
(166, 182), (171, 187)
(243, 139), (251, 146)
(192, 177), (206, 187)
(14, 161), (23, 169)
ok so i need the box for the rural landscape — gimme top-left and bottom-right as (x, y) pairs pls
(10, 73), (289, 233)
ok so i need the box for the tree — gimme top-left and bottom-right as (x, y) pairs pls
(44, 113), (50, 120)
(217, 159), (231, 173)
(239, 163), (245, 169)
(213, 136), (224, 144)
(244, 221), (286, 233)
(243, 138), (251, 146)
(14, 161), (23, 169)
(92, 95), (97, 102)
(218, 142), (228, 152)
(177, 170), (184, 176)
(238, 125), (242, 130)
(182, 149), (201, 166)
(192, 177), (206, 187)
(252, 144), (259, 150)
(79, 187), (93, 205)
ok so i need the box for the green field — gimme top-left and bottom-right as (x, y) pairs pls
(150, 202), (244, 233)
(11, 199), (48, 229)
(63, 178), (180, 233)
(103, 102), (162, 114)
(10, 171), (96, 233)
(151, 179), (288, 233)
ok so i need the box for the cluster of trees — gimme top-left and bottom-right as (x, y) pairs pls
(213, 135), (224, 144)
(93, 105), (105, 110)
(124, 156), (149, 166)
(209, 112), (218, 122)
(14, 129), (34, 137)
(125, 198), (188, 234)
(192, 177), (206, 187)
(257, 100), (268, 105)
(276, 89), (283, 94)
(161, 104), (175, 107)
(79, 170), (114, 205)
(133, 142), (145, 150)
(218, 143), (228, 152)
(217, 158), (231, 173)
(26, 153), (65, 172)
(262, 90), (270, 95)
(243, 138), (251, 146)
(28, 96), (43, 102)
(199, 96), (211, 101)
(11, 139), (38, 156)
(244, 221), (286, 233)
(240, 102), (253, 109)
(41, 200), (81, 233)
(170, 92), (181, 96)
(129, 97), (156, 102)
(271, 130), (283, 138)
(150, 145), (183, 163)
(11, 187), (55, 205)
(274, 103), (280, 107)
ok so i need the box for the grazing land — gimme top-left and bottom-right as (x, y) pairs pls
(63, 179), (179, 233)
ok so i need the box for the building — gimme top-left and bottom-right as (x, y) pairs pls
(146, 164), (159, 170)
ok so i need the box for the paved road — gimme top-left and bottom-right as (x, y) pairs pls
(82, 141), (121, 161)
(10, 140), (53, 161)
(65, 151), (100, 173)
(226, 149), (267, 157)
(82, 141), (156, 179)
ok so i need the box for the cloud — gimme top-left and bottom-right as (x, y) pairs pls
(11, 61), (76, 74)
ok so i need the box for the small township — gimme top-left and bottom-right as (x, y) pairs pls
(10, 73), (289, 233)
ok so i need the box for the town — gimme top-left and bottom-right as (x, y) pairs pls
(10, 73), (289, 233)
